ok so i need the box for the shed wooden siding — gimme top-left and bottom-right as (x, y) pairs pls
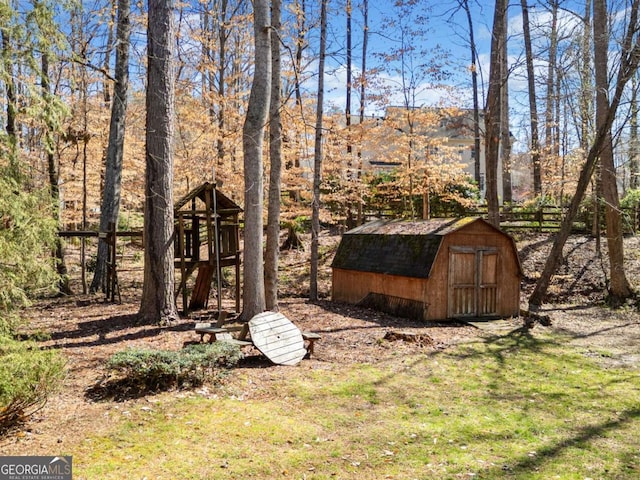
(331, 218), (521, 321)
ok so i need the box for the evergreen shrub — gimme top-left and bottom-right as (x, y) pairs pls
(105, 342), (243, 392)
(0, 173), (65, 432)
(0, 335), (66, 431)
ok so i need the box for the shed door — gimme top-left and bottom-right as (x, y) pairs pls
(449, 247), (498, 318)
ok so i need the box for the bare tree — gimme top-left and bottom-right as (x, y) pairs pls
(631, 74), (640, 189)
(355, 0), (368, 225)
(484, 0), (508, 226)
(521, 0), (542, 196)
(310, 0), (327, 302)
(242, 0), (271, 319)
(359, 0), (368, 128)
(544, 0), (560, 174)
(346, 0), (352, 153)
(500, 7), (512, 203)
(293, 0), (307, 108)
(265, 0), (282, 311)
(139, 0), (179, 325)
(458, 0), (482, 187)
(91, 0), (131, 294)
(42, 50), (72, 295)
(593, 0), (633, 302)
(216, 0), (230, 165)
(529, 0), (640, 310)
(102, 1), (116, 104)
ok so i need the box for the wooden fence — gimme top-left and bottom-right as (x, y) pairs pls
(362, 205), (640, 233)
(463, 206), (640, 233)
(58, 226), (143, 301)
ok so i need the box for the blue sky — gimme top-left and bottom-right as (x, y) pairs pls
(316, 0), (610, 154)
(320, 0), (497, 116)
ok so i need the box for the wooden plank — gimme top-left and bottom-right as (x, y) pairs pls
(59, 230), (143, 238)
(58, 231), (100, 238)
(178, 214), (188, 313)
(189, 265), (214, 310)
(248, 311), (306, 366)
(219, 338), (252, 347)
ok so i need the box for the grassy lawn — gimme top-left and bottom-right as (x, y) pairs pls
(71, 328), (640, 479)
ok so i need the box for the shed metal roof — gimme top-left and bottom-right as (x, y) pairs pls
(331, 217), (501, 279)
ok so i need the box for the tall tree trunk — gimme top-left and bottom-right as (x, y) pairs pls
(579, 0), (593, 154)
(346, 0), (352, 154)
(265, 0), (282, 311)
(554, 62), (563, 204)
(359, 0), (368, 127)
(544, 0), (559, 188)
(630, 74), (639, 189)
(529, 0), (640, 309)
(310, 0), (327, 301)
(285, 0), (306, 171)
(216, 0), (229, 165)
(42, 51), (72, 295)
(293, 0), (306, 108)
(201, 5), (211, 114)
(242, 0), (271, 319)
(460, 0), (482, 186)
(521, 0), (542, 196)
(594, 0), (633, 302)
(500, 8), (512, 203)
(103, 0), (116, 104)
(91, 0), (131, 294)
(356, 0), (368, 224)
(345, 0), (354, 223)
(484, 0), (508, 226)
(81, 38), (89, 295)
(407, 112), (416, 219)
(139, 0), (178, 325)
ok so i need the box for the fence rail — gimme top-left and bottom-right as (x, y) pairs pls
(362, 205), (640, 233)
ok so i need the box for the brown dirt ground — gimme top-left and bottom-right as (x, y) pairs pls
(2, 230), (640, 455)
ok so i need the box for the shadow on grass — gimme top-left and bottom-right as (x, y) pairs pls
(553, 320), (640, 341)
(479, 406), (640, 477)
(446, 326), (561, 365)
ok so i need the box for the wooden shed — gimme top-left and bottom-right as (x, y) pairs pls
(331, 217), (522, 321)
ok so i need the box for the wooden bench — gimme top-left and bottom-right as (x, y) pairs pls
(197, 317), (321, 362)
(195, 323), (228, 343)
(195, 323), (244, 343)
(301, 331), (322, 356)
(215, 332), (253, 348)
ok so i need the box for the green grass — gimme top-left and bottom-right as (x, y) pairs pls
(69, 328), (640, 479)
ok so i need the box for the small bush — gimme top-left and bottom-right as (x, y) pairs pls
(103, 343), (243, 396)
(0, 335), (66, 432)
(621, 188), (640, 209)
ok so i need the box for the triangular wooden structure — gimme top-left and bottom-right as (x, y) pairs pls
(174, 182), (242, 315)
